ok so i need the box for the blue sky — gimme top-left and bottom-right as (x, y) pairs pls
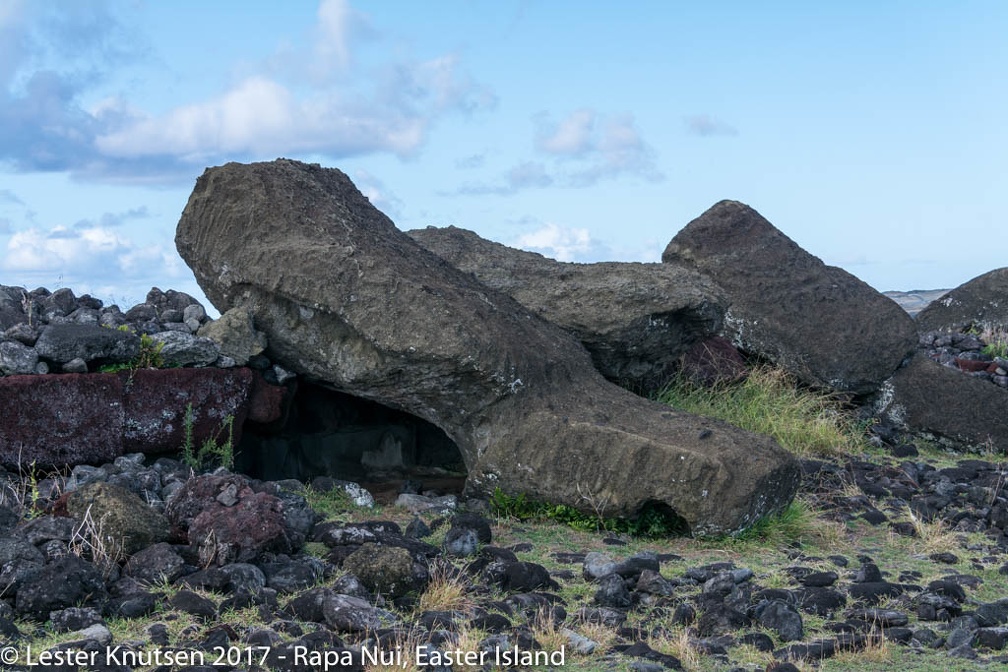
(1, 1), (1005, 312)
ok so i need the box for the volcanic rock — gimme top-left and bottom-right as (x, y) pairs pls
(64, 482), (170, 555)
(163, 473), (294, 563)
(34, 323), (140, 367)
(916, 268), (1008, 333)
(0, 367), (284, 469)
(408, 225), (726, 394)
(175, 159), (800, 536)
(662, 200), (917, 395)
(874, 353), (1008, 451)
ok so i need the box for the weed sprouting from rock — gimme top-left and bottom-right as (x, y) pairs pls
(180, 402), (235, 471)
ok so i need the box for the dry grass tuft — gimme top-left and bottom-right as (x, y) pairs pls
(415, 560), (474, 615)
(528, 607), (567, 654)
(69, 503), (125, 578)
(648, 627), (702, 670)
(901, 505), (960, 555)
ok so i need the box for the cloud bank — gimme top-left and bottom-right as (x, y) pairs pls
(454, 109), (663, 196)
(0, 0), (493, 184)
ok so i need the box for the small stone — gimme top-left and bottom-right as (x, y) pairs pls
(756, 600), (803, 642)
(444, 527), (479, 557)
(405, 517), (431, 539)
(0, 340), (39, 375)
(593, 573), (632, 609)
(583, 552), (618, 581)
(169, 589), (218, 620)
(799, 571), (838, 587)
(562, 628), (597, 655)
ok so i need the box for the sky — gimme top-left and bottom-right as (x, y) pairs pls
(1, 1), (1006, 314)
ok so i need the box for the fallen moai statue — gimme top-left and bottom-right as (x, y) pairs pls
(176, 159), (800, 536)
(663, 200), (918, 397)
(408, 225), (726, 396)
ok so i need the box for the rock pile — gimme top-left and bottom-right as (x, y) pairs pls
(0, 286), (277, 377)
(0, 287), (289, 470)
(872, 267), (1008, 453)
(0, 446), (1005, 670)
(918, 329), (1008, 389)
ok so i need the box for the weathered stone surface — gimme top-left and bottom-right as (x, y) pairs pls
(15, 555), (108, 619)
(34, 323), (140, 366)
(0, 285), (28, 330)
(147, 331), (219, 367)
(408, 225), (725, 394)
(0, 373), (123, 467)
(164, 473), (294, 563)
(342, 543), (420, 597)
(916, 268), (1008, 333)
(0, 340), (38, 375)
(662, 200), (917, 396)
(175, 159), (800, 536)
(123, 542), (187, 583)
(874, 353), (1008, 451)
(198, 307), (267, 366)
(0, 368), (284, 469)
(64, 482), (170, 556)
(122, 367), (256, 454)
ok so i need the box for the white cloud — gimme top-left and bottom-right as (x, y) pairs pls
(513, 222), (593, 262)
(1, 223), (184, 291)
(95, 75), (431, 161)
(536, 108), (595, 156)
(566, 114), (663, 186)
(314, 0), (353, 72)
(2, 1), (492, 182)
(452, 110), (662, 195)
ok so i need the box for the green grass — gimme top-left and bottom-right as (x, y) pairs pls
(658, 365), (869, 457)
(98, 329), (165, 373)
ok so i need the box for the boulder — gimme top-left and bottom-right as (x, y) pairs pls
(15, 555), (108, 620)
(0, 368), (285, 469)
(874, 353), (1008, 452)
(64, 482), (170, 556)
(916, 268), (1008, 333)
(163, 473), (294, 563)
(34, 323), (140, 367)
(0, 340), (39, 375)
(408, 225), (725, 394)
(0, 286), (29, 330)
(147, 331), (220, 367)
(175, 159), (800, 536)
(662, 200), (917, 396)
(342, 543), (422, 597)
(197, 307), (267, 366)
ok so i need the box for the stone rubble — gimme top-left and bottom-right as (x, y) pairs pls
(0, 444), (1004, 670)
